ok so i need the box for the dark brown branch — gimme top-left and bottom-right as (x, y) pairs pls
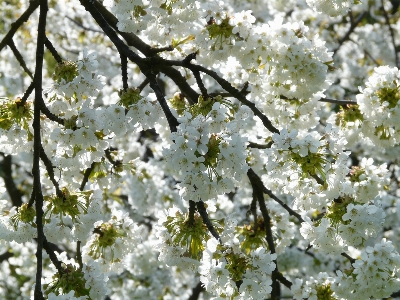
(250, 193), (258, 234)
(8, 40), (34, 78)
(247, 141), (273, 149)
(39, 100), (65, 125)
(137, 78), (150, 92)
(44, 37), (63, 64)
(333, 11), (366, 56)
(0, 250), (13, 263)
(265, 189), (304, 223)
(0, 154), (23, 207)
(80, 0), (179, 132)
(65, 15), (104, 34)
(248, 168), (304, 223)
(391, 290), (400, 298)
(248, 171), (276, 254)
(341, 252), (356, 265)
(20, 81), (35, 105)
(151, 45), (174, 53)
(39, 147), (63, 198)
(33, 1), (48, 298)
(77, 241), (83, 270)
(167, 55), (279, 134)
(187, 281), (205, 300)
(247, 169), (280, 299)
(160, 66), (199, 105)
(310, 173), (325, 185)
(319, 98), (357, 105)
(0, 0), (40, 52)
(188, 200), (197, 226)
(272, 271), (292, 289)
(80, 162), (96, 191)
(193, 70), (208, 98)
(148, 74), (180, 132)
(43, 238), (64, 274)
(196, 201), (221, 242)
(120, 53), (128, 91)
(89, 0), (199, 104)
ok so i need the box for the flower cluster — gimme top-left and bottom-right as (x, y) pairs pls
(199, 235), (276, 299)
(262, 128), (348, 212)
(357, 66), (400, 147)
(347, 157), (390, 203)
(332, 239), (400, 299)
(51, 50), (105, 100)
(291, 272), (335, 300)
(1, 0), (400, 299)
(301, 199), (386, 254)
(154, 206), (212, 270)
(306, 0), (355, 17)
(82, 210), (143, 272)
(163, 98), (251, 202)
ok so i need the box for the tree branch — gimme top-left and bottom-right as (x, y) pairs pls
(168, 55), (280, 134)
(196, 201), (221, 242)
(248, 168), (304, 223)
(44, 37), (63, 64)
(32, 1), (48, 298)
(89, 0), (199, 104)
(0, 154), (23, 207)
(333, 11), (366, 56)
(187, 281), (205, 300)
(39, 147), (63, 198)
(319, 98), (357, 105)
(0, 0), (40, 52)
(247, 169), (281, 299)
(341, 252), (356, 265)
(7, 39), (34, 79)
(0, 249), (13, 263)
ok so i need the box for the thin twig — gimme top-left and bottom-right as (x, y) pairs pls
(65, 15), (104, 34)
(333, 11), (366, 56)
(20, 81), (35, 104)
(0, 155), (23, 207)
(192, 70), (208, 98)
(196, 201), (221, 242)
(89, 0), (199, 104)
(248, 168), (304, 223)
(319, 98), (357, 105)
(168, 54), (279, 134)
(120, 53), (128, 91)
(0, 0), (40, 52)
(39, 147), (63, 198)
(44, 37), (63, 63)
(80, 162), (96, 191)
(247, 141), (273, 149)
(348, 37), (381, 66)
(341, 252), (356, 265)
(8, 40), (34, 78)
(188, 200), (197, 226)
